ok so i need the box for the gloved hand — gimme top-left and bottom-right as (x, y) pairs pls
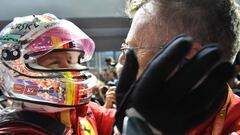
(114, 46), (139, 133)
(114, 34), (235, 134)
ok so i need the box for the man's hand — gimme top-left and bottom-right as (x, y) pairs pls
(114, 47), (139, 133)
(114, 34), (235, 134)
(104, 86), (116, 108)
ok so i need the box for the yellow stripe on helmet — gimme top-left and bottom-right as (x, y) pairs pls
(63, 72), (76, 105)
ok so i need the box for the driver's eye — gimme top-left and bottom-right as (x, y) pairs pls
(67, 59), (72, 64)
(47, 61), (60, 68)
(49, 61), (59, 65)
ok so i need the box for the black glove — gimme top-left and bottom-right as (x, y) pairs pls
(114, 34), (193, 133)
(114, 46), (139, 133)
(114, 34), (235, 134)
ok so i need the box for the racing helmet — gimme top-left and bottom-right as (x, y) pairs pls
(0, 13), (97, 111)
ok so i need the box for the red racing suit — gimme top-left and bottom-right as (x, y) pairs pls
(0, 101), (116, 135)
(187, 88), (240, 135)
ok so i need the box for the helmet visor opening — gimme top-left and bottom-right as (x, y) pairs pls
(26, 49), (88, 71)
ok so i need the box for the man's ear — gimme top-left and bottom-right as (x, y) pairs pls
(186, 42), (202, 59)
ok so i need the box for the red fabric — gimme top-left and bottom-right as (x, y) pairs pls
(187, 90), (240, 135)
(88, 102), (116, 135)
(0, 101), (116, 135)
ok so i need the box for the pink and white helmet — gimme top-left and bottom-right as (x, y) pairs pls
(0, 13), (97, 112)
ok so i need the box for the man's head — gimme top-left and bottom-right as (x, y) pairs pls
(105, 56), (116, 67)
(119, 0), (240, 76)
(0, 13), (97, 112)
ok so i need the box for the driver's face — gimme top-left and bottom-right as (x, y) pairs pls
(37, 51), (78, 69)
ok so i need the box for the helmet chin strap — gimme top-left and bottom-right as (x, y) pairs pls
(22, 102), (74, 113)
(11, 100), (24, 111)
(10, 100), (74, 113)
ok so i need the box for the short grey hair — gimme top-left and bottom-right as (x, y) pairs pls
(126, 0), (240, 63)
